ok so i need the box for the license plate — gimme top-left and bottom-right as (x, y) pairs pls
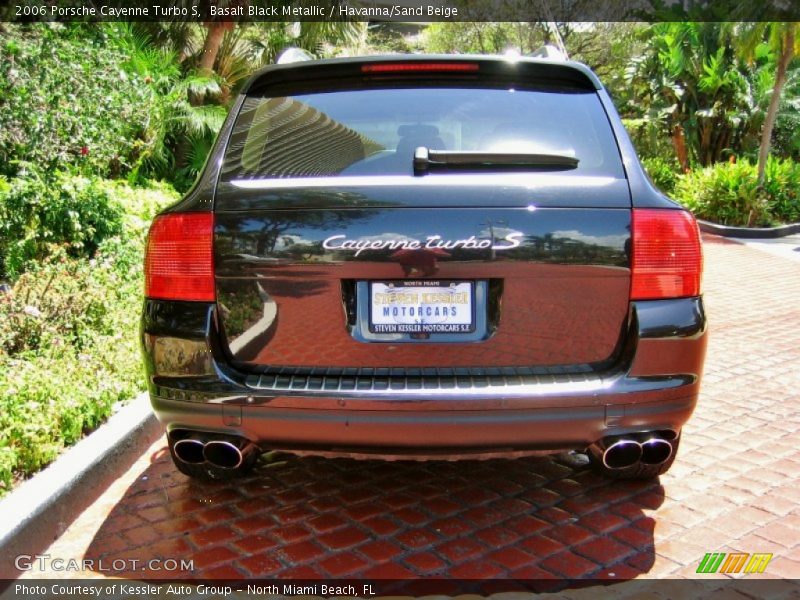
(369, 280), (475, 334)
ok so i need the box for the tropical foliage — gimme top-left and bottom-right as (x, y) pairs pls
(0, 20), (361, 494)
(729, 22), (798, 184)
(672, 158), (800, 226)
(625, 23), (781, 168)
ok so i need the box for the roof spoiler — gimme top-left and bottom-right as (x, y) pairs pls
(244, 54), (602, 94)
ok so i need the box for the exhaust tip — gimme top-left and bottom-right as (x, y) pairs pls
(173, 439), (206, 464)
(603, 440), (642, 469)
(656, 429), (678, 442)
(204, 440), (244, 469)
(640, 438), (673, 465)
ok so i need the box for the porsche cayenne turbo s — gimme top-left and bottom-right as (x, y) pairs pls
(141, 54), (706, 480)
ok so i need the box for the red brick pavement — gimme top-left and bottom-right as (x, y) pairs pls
(16, 235), (800, 588)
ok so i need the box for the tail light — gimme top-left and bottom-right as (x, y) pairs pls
(631, 208), (702, 300)
(144, 213), (215, 302)
(361, 62), (479, 74)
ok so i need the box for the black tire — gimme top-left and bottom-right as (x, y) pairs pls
(167, 434), (259, 481)
(589, 433), (680, 480)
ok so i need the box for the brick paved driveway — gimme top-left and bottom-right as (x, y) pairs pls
(18, 235), (800, 587)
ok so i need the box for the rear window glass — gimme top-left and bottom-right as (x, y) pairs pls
(220, 86), (624, 180)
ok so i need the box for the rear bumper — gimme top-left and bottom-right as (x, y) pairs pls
(151, 394), (696, 456)
(141, 297), (706, 454)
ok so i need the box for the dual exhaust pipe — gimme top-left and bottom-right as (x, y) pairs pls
(591, 430), (677, 470)
(172, 433), (257, 470)
(174, 429), (674, 472)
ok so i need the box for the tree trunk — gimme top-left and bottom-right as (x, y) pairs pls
(757, 26), (795, 185)
(199, 23), (226, 74)
(699, 122), (712, 165)
(672, 124), (690, 172)
(470, 22), (486, 53)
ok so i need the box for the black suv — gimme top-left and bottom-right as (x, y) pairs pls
(141, 54), (706, 480)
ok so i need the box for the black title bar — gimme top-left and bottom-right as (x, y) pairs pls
(2, 0), (800, 23)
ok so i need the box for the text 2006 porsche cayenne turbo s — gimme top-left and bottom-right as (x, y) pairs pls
(141, 54), (706, 480)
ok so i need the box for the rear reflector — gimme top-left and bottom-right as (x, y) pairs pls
(631, 209), (702, 300)
(362, 62), (479, 74)
(145, 213), (214, 302)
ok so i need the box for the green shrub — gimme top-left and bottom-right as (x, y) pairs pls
(0, 180), (176, 495)
(641, 156), (681, 194)
(0, 172), (126, 279)
(95, 179), (180, 226)
(0, 445), (15, 494)
(0, 348), (140, 489)
(0, 24), (151, 178)
(673, 159), (800, 227)
(762, 158), (800, 223)
(1, 247), (111, 354)
(0, 235), (146, 493)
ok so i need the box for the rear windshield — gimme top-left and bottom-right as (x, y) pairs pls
(220, 85), (624, 181)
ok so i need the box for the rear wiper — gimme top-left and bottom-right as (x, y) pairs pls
(413, 147), (579, 175)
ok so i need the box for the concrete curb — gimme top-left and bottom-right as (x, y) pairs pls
(0, 392), (161, 578)
(699, 219), (800, 239)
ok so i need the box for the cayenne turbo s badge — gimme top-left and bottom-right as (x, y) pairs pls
(321, 232), (524, 256)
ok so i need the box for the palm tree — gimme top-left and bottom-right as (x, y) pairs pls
(133, 21), (200, 62)
(627, 23), (765, 169)
(732, 22), (798, 185)
(197, 0), (247, 74)
(120, 26), (226, 182)
(200, 21), (234, 74)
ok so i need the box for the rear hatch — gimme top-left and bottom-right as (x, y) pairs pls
(213, 58), (632, 370)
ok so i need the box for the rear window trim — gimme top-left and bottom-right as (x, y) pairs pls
(226, 173), (625, 190)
